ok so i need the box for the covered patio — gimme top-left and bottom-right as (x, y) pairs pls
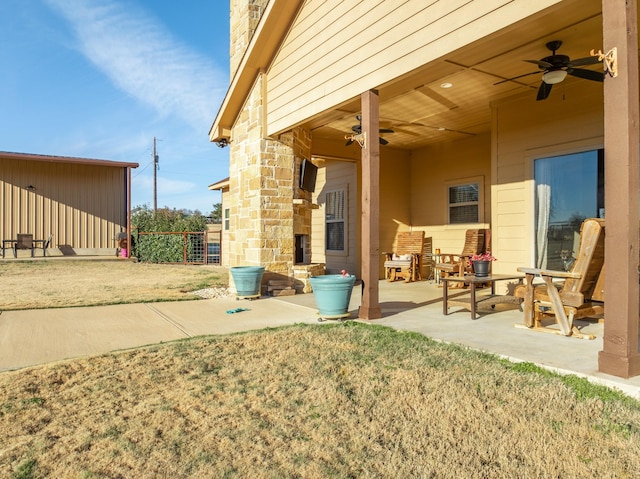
(211, 0), (639, 379)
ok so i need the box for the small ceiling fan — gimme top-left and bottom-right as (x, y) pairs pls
(495, 40), (604, 101)
(345, 115), (394, 146)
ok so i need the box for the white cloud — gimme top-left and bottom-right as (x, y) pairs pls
(45, 0), (226, 131)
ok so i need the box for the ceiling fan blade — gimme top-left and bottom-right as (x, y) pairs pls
(345, 138), (354, 146)
(536, 81), (552, 101)
(568, 68), (605, 82)
(379, 137), (389, 146)
(379, 128), (394, 134)
(493, 71), (540, 85)
(524, 59), (553, 68)
(568, 55), (601, 67)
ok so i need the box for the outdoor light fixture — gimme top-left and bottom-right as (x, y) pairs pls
(542, 69), (567, 85)
(216, 138), (229, 148)
(26, 185), (36, 191)
(440, 82), (453, 89)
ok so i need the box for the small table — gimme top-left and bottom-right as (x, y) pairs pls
(442, 274), (524, 319)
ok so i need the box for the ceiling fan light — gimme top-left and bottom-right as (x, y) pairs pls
(542, 69), (567, 84)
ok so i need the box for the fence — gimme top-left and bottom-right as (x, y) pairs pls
(135, 230), (221, 265)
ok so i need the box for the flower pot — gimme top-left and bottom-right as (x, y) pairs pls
(309, 274), (355, 320)
(230, 266), (265, 299)
(472, 260), (490, 277)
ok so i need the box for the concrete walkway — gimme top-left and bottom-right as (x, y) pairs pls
(1, 280), (639, 399)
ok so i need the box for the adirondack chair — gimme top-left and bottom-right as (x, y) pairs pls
(515, 218), (605, 339)
(383, 231), (425, 282)
(436, 229), (488, 284)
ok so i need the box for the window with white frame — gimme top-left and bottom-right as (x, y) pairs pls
(224, 208), (230, 230)
(447, 178), (483, 224)
(325, 189), (346, 252)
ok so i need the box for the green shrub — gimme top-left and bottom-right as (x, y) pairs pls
(131, 206), (207, 263)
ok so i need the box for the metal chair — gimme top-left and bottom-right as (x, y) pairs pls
(14, 234), (35, 258)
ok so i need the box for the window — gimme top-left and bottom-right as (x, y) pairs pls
(224, 208), (230, 230)
(325, 189), (346, 252)
(447, 179), (481, 224)
(534, 149), (604, 270)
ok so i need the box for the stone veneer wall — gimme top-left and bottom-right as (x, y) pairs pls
(227, 0), (320, 294)
(230, 0), (269, 77)
(228, 72), (318, 292)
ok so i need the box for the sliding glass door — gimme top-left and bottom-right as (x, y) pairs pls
(534, 150), (604, 270)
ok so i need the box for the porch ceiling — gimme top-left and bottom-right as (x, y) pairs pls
(306, 1), (611, 150)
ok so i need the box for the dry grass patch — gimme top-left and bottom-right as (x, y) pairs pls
(0, 261), (227, 310)
(1, 323), (639, 478)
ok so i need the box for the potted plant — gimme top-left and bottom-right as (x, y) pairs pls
(230, 266), (265, 299)
(309, 270), (355, 321)
(470, 252), (497, 277)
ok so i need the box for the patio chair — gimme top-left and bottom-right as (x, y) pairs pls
(14, 233), (35, 258)
(383, 231), (425, 282)
(435, 229), (488, 285)
(515, 218), (605, 339)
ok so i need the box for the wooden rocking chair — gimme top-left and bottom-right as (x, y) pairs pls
(436, 229), (488, 284)
(515, 218), (605, 340)
(383, 231), (425, 282)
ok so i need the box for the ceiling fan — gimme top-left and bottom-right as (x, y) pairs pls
(345, 115), (394, 146)
(495, 40), (604, 101)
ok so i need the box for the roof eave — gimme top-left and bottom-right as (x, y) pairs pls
(209, 0), (304, 144)
(0, 151), (139, 168)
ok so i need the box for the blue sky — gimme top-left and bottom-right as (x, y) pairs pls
(0, 0), (230, 215)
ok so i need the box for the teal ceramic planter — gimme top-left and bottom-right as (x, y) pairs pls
(309, 274), (356, 319)
(230, 266), (265, 298)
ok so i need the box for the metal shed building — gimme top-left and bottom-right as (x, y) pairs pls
(0, 151), (138, 256)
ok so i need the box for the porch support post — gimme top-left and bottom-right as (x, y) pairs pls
(358, 89), (382, 319)
(598, 0), (640, 378)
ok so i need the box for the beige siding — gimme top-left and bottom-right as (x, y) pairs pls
(409, 133), (491, 254)
(378, 149), (412, 277)
(0, 158), (128, 251)
(311, 158), (358, 274)
(492, 80), (604, 274)
(267, 0), (561, 135)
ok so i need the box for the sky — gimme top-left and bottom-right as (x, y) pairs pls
(0, 0), (230, 215)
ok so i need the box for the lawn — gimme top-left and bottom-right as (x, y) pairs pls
(1, 261), (639, 477)
(0, 260), (228, 310)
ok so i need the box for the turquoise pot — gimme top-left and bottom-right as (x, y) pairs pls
(309, 274), (356, 318)
(230, 266), (265, 298)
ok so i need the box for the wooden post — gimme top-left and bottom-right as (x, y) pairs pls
(358, 90), (382, 319)
(598, 0), (640, 378)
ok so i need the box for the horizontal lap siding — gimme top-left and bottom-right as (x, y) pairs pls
(267, 0), (561, 134)
(410, 133), (491, 255)
(492, 80), (604, 273)
(0, 159), (126, 248)
(311, 159), (358, 274)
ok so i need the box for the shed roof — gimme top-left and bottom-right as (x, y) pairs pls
(208, 177), (230, 191)
(0, 151), (139, 169)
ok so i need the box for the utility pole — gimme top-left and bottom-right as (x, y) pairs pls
(153, 136), (158, 212)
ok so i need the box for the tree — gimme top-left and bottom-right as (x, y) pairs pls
(210, 203), (222, 223)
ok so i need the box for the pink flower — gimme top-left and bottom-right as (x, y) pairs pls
(470, 252), (497, 262)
